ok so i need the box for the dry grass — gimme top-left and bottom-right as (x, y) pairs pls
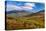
(6, 14), (45, 30)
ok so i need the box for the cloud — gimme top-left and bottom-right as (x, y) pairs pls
(6, 4), (23, 11)
(24, 3), (35, 7)
(6, 3), (35, 11)
(21, 3), (35, 10)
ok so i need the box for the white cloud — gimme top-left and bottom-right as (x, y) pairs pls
(7, 5), (16, 11)
(22, 6), (33, 10)
(6, 3), (35, 11)
(24, 3), (35, 7)
(21, 3), (35, 10)
(6, 4), (23, 11)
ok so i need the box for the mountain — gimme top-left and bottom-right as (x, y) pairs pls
(6, 10), (33, 17)
(24, 10), (44, 17)
(6, 10), (27, 14)
(6, 10), (44, 17)
(37, 10), (44, 14)
(34, 10), (44, 15)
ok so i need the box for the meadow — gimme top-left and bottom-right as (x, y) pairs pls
(6, 13), (44, 30)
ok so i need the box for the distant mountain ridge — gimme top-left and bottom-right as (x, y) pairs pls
(26, 10), (44, 16)
(6, 10), (44, 17)
(6, 10), (28, 14)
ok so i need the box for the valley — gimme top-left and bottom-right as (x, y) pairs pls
(6, 10), (45, 30)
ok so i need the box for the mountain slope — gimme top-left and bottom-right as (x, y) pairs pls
(6, 10), (45, 30)
(24, 10), (44, 17)
(6, 10), (33, 17)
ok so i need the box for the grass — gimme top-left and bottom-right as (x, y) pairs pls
(6, 14), (45, 30)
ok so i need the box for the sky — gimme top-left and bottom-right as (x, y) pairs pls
(5, 0), (44, 2)
(5, 1), (45, 13)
